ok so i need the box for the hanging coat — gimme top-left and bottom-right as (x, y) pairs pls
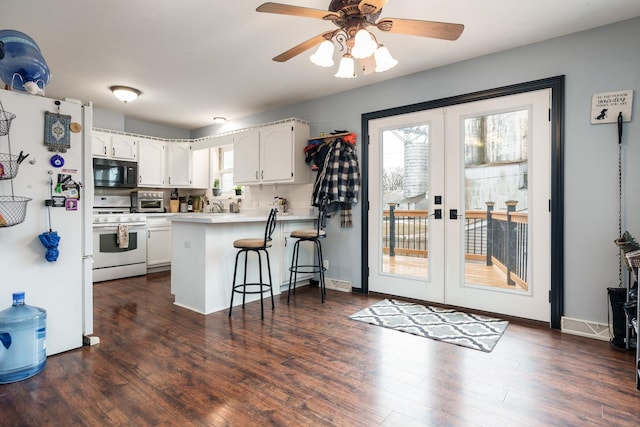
(312, 137), (360, 227)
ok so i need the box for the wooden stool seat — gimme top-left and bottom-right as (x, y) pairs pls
(290, 229), (326, 239)
(234, 238), (273, 249)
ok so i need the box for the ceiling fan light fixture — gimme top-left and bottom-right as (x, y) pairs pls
(335, 53), (356, 79)
(374, 45), (398, 72)
(351, 29), (377, 59)
(110, 85), (141, 103)
(310, 39), (335, 67)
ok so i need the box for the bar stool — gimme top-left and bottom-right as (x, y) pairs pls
(287, 201), (327, 303)
(229, 208), (277, 319)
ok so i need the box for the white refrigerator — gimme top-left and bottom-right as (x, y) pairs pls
(0, 89), (93, 356)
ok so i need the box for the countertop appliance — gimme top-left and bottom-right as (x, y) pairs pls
(131, 190), (164, 213)
(93, 158), (137, 189)
(92, 195), (147, 282)
(0, 90), (92, 356)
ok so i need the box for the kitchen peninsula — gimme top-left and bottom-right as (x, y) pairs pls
(170, 212), (315, 314)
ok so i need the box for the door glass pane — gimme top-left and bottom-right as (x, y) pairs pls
(463, 110), (529, 292)
(381, 125), (429, 279)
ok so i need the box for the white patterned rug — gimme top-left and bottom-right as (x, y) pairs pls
(349, 299), (509, 352)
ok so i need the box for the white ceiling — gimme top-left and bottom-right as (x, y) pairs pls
(3, 0), (640, 130)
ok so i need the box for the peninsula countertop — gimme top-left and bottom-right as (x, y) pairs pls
(169, 212), (315, 224)
(170, 210), (316, 315)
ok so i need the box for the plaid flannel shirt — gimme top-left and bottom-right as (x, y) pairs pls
(312, 138), (360, 227)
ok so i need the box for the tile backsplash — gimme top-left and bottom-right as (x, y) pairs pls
(95, 182), (316, 215)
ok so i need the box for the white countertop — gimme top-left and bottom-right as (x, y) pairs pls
(170, 212), (315, 224)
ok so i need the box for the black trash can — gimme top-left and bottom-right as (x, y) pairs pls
(608, 287), (627, 348)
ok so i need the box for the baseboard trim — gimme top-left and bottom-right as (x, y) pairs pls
(325, 278), (352, 292)
(561, 316), (610, 341)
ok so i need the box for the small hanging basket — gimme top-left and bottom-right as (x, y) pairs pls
(0, 195), (32, 227)
(0, 153), (21, 180)
(0, 110), (16, 137)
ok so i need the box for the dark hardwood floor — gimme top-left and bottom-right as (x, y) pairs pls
(1, 271), (638, 426)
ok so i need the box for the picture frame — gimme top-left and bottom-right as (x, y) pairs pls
(44, 111), (71, 151)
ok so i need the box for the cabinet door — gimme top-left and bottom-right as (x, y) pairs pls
(233, 130), (260, 184)
(138, 139), (165, 187)
(191, 147), (210, 189)
(261, 123), (294, 183)
(110, 136), (137, 161)
(92, 132), (109, 157)
(166, 142), (192, 187)
(147, 226), (172, 267)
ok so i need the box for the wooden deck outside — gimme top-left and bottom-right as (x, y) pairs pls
(383, 254), (528, 291)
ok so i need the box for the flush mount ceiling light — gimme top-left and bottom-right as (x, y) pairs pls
(212, 116), (227, 124)
(110, 85), (141, 103)
(257, 0), (464, 79)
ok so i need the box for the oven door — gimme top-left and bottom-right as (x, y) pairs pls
(139, 198), (164, 212)
(92, 223), (147, 269)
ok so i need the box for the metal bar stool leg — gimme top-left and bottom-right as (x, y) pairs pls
(229, 249), (243, 317)
(257, 249), (264, 319)
(242, 250), (249, 307)
(264, 249), (275, 310)
(315, 239), (326, 303)
(288, 239), (302, 303)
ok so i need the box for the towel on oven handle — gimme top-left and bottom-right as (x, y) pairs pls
(117, 224), (129, 249)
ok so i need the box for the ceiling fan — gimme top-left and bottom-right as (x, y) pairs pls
(256, 0), (464, 78)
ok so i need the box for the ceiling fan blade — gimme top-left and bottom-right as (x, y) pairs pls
(272, 32), (333, 62)
(256, 2), (340, 21)
(358, 0), (388, 15)
(377, 18), (464, 41)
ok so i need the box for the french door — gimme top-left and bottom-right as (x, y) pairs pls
(367, 89), (551, 322)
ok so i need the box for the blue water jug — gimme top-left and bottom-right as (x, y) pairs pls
(0, 29), (51, 95)
(0, 292), (47, 384)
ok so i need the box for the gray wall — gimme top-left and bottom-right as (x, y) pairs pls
(94, 108), (190, 139)
(192, 17), (640, 325)
(98, 18), (640, 325)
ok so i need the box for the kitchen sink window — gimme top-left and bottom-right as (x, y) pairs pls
(218, 145), (234, 191)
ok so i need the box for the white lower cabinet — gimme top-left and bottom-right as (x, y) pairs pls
(147, 216), (172, 269)
(281, 221), (316, 288)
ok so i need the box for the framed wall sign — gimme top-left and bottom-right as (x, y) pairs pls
(591, 90), (634, 124)
(44, 111), (72, 151)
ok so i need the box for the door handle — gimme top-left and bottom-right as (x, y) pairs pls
(449, 209), (463, 220)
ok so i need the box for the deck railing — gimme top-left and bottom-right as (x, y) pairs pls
(382, 201), (528, 288)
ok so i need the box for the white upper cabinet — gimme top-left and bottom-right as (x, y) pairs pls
(166, 142), (192, 187)
(233, 120), (309, 186)
(92, 131), (137, 161)
(233, 130), (261, 184)
(137, 139), (165, 187)
(91, 132), (110, 157)
(191, 147), (210, 189)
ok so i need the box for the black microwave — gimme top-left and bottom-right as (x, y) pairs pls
(93, 158), (137, 188)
